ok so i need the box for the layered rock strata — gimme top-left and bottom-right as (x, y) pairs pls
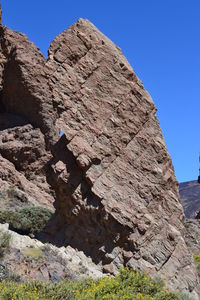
(0, 19), (198, 296)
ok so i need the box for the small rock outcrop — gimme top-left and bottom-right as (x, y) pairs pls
(0, 19), (198, 297)
(0, 223), (103, 282)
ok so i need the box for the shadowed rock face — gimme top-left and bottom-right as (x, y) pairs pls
(179, 180), (200, 218)
(0, 19), (198, 296)
(0, 28), (55, 209)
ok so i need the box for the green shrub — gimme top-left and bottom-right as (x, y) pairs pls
(0, 268), (191, 300)
(23, 247), (44, 261)
(0, 265), (20, 282)
(0, 280), (76, 300)
(0, 206), (53, 235)
(0, 210), (16, 224)
(178, 294), (194, 300)
(0, 231), (11, 257)
(7, 185), (16, 199)
(193, 253), (200, 278)
(76, 268), (179, 300)
(193, 253), (200, 264)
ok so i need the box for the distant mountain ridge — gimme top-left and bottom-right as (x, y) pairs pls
(179, 180), (200, 218)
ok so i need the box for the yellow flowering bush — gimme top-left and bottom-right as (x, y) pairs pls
(0, 268), (193, 300)
(76, 269), (179, 300)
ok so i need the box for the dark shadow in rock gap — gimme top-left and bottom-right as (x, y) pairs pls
(37, 135), (137, 266)
(0, 113), (29, 131)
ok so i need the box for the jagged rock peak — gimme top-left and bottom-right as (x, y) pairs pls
(0, 19), (198, 298)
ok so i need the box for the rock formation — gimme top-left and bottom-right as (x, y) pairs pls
(0, 223), (103, 282)
(0, 19), (198, 297)
(179, 180), (200, 218)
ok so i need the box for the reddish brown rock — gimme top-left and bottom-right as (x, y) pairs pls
(0, 154), (54, 209)
(0, 27), (56, 209)
(0, 19), (198, 296)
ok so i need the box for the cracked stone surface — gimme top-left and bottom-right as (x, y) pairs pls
(0, 19), (198, 297)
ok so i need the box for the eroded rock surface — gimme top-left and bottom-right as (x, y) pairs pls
(0, 223), (102, 282)
(0, 19), (198, 296)
(0, 27), (56, 209)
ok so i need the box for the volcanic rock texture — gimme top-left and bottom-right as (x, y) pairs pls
(0, 19), (198, 296)
(179, 180), (200, 219)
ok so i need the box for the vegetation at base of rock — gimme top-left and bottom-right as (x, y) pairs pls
(193, 254), (200, 264)
(23, 247), (44, 261)
(193, 253), (200, 278)
(178, 294), (194, 300)
(7, 186), (16, 199)
(0, 268), (193, 300)
(0, 231), (11, 257)
(0, 265), (20, 282)
(0, 206), (53, 235)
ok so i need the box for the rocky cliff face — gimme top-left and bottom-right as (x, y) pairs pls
(0, 19), (198, 296)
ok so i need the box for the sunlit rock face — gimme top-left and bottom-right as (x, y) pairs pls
(0, 19), (198, 297)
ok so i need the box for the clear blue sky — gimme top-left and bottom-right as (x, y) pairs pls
(1, 0), (200, 183)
